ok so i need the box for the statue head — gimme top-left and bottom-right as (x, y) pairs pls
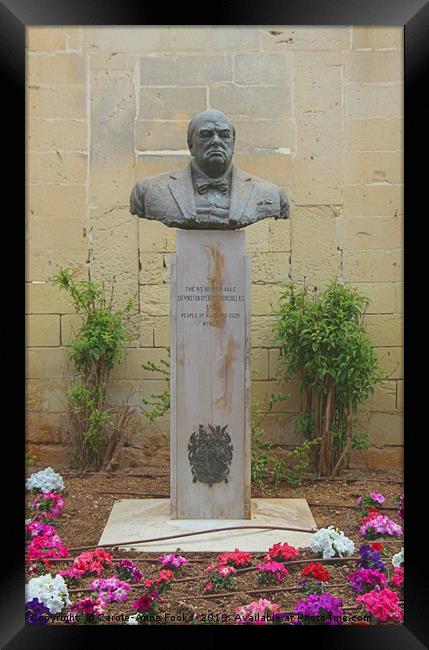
(187, 109), (236, 178)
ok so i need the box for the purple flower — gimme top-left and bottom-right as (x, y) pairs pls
(157, 553), (189, 569)
(98, 590), (113, 604)
(25, 521), (58, 539)
(91, 577), (131, 603)
(104, 577), (118, 588)
(357, 545), (387, 573)
(117, 559), (134, 569)
(348, 568), (388, 593)
(25, 598), (50, 625)
(112, 587), (129, 602)
(116, 559), (143, 583)
(131, 567), (143, 582)
(294, 593), (343, 625)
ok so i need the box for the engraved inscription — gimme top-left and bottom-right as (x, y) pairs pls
(177, 282), (245, 327)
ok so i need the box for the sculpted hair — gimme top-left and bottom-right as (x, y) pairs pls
(187, 109), (236, 151)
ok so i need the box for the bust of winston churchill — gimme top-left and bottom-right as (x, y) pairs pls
(130, 108), (290, 230)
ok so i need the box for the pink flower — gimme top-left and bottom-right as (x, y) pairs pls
(391, 567), (404, 588)
(370, 492), (385, 505)
(26, 531), (68, 560)
(218, 565), (237, 577)
(31, 492), (65, 520)
(360, 515), (403, 538)
(204, 563), (216, 574)
(69, 596), (106, 621)
(26, 521), (58, 539)
(256, 561), (289, 583)
(357, 587), (403, 622)
(203, 582), (214, 593)
(235, 598), (281, 625)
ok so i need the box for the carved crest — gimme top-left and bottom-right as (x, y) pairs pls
(187, 424), (233, 487)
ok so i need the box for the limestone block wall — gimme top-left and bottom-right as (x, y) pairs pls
(26, 27), (403, 470)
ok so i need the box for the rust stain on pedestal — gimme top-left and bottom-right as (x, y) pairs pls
(214, 333), (238, 410)
(205, 244), (225, 328)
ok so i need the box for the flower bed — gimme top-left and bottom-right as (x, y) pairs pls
(24, 467), (404, 626)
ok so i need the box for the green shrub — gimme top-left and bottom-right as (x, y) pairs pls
(53, 268), (134, 469)
(273, 281), (385, 476)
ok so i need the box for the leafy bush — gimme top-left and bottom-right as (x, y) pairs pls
(273, 281), (385, 476)
(53, 268), (135, 469)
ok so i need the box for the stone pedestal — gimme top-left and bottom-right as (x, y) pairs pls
(170, 230), (251, 519)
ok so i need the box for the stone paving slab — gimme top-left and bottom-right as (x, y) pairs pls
(98, 498), (317, 552)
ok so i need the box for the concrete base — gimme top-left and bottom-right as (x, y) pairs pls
(98, 498), (317, 552)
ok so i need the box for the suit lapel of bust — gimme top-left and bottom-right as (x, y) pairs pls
(168, 164), (196, 219)
(229, 166), (254, 221)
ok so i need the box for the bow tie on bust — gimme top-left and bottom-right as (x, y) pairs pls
(196, 178), (229, 195)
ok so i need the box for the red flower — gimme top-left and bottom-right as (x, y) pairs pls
(71, 549), (112, 576)
(370, 543), (384, 552)
(301, 562), (330, 582)
(217, 549), (253, 568)
(266, 542), (300, 562)
(149, 589), (163, 603)
(156, 569), (174, 584)
(361, 510), (381, 526)
(133, 594), (154, 612)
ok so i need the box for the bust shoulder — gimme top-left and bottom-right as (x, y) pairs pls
(130, 168), (184, 217)
(135, 169), (175, 191)
(234, 167), (290, 220)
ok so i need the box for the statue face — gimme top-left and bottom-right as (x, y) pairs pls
(190, 116), (235, 175)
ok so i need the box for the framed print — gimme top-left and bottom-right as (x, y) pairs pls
(2, 0), (427, 647)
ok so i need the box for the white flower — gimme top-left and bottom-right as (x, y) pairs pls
(26, 467), (65, 493)
(310, 526), (355, 559)
(26, 573), (71, 614)
(126, 614), (140, 625)
(392, 547), (404, 568)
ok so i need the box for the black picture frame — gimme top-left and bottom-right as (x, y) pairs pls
(4, 1), (427, 647)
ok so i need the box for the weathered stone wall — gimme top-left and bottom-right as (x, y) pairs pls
(26, 27), (403, 470)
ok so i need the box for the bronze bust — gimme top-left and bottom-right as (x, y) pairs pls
(130, 109), (290, 230)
